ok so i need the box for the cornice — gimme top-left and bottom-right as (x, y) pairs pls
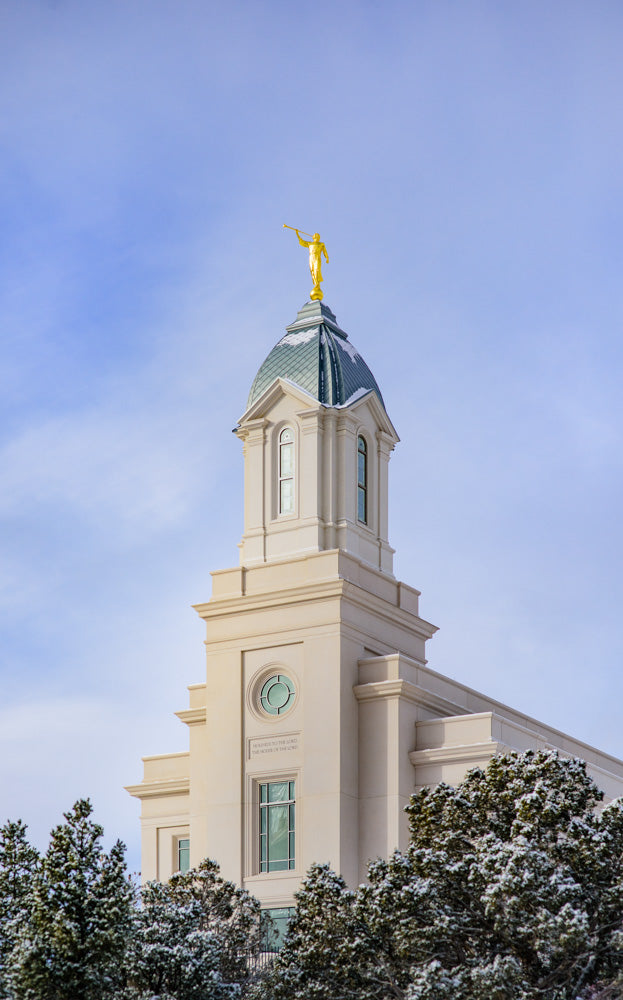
(341, 582), (437, 640)
(196, 579), (346, 619)
(234, 416), (268, 443)
(196, 575), (436, 642)
(353, 679), (465, 717)
(354, 679), (418, 703)
(175, 707), (207, 727)
(409, 741), (506, 767)
(124, 777), (190, 800)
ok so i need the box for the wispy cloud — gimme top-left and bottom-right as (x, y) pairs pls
(0, 408), (204, 533)
(1, 0), (623, 866)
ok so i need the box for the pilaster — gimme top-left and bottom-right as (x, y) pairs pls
(297, 407), (322, 535)
(237, 418), (268, 565)
(321, 408), (337, 550)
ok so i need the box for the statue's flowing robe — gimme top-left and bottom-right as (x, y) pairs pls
(309, 245), (325, 286)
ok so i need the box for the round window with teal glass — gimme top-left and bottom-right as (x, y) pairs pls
(260, 675), (295, 716)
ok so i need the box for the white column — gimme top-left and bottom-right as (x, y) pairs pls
(297, 408), (321, 525)
(321, 408), (337, 549)
(376, 430), (395, 573)
(237, 418), (267, 565)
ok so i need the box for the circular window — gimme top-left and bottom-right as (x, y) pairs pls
(259, 674), (295, 716)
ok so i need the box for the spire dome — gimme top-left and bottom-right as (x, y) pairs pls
(247, 300), (385, 411)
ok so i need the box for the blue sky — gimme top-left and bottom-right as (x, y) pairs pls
(2, 0), (623, 873)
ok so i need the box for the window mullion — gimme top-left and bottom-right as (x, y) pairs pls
(259, 780), (295, 873)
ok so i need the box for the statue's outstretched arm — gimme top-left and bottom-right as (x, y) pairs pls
(297, 232), (310, 248)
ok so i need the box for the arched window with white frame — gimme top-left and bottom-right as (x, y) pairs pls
(357, 434), (368, 524)
(279, 427), (295, 515)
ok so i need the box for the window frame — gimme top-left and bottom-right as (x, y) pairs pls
(258, 779), (296, 874)
(245, 769), (300, 879)
(176, 836), (190, 873)
(278, 427), (296, 517)
(259, 674), (296, 717)
(357, 434), (368, 525)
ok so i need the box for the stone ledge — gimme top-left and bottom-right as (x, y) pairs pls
(353, 679), (464, 718)
(125, 777), (190, 800)
(409, 741), (506, 767)
(175, 707), (207, 727)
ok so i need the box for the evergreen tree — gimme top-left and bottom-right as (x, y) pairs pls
(125, 859), (262, 998)
(167, 859), (262, 984)
(0, 820), (39, 999)
(124, 878), (235, 1000)
(259, 863), (367, 1000)
(265, 751), (623, 1000)
(7, 798), (133, 1000)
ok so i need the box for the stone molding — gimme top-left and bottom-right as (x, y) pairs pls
(353, 678), (464, 718)
(175, 707), (207, 727)
(409, 741), (506, 768)
(125, 776), (190, 800)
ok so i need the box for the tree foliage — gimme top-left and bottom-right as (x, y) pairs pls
(6, 799), (133, 1000)
(166, 858), (263, 982)
(0, 820), (39, 999)
(125, 859), (262, 1000)
(0, 806), (265, 1000)
(124, 878), (232, 1000)
(5, 754), (623, 1000)
(266, 751), (623, 1000)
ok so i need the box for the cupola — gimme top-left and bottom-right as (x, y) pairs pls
(236, 301), (398, 575)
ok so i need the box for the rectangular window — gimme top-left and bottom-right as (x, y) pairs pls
(357, 483), (366, 523)
(280, 478), (294, 515)
(259, 780), (295, 872)
(357, 436), (367, 524)
(279, 429), (295, 515)
(280, 443), (293, 477)
(260, 906), (296, 951)
(177, 837), (190, 873)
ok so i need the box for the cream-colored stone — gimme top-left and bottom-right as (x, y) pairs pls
(235, 380), (398, 574)
(127, 337), (623, 914)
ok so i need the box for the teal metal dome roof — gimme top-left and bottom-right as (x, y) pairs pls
(247, 300), (385, 410)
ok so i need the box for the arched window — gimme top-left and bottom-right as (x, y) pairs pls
(357, 435), (367, 524)
(279, 428), (295, 515)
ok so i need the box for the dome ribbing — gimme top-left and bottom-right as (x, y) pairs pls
(247, 300), (385, 410)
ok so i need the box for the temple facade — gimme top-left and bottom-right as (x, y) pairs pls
(126, 297), (623, 933)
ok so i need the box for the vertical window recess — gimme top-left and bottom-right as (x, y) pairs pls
(259, 781), (295, 872)
(357, 435), (368, 524)
(177, 837), (190, 873)
(279, 428), (295, 515)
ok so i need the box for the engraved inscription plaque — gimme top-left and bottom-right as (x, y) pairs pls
(248, 733), (300, 759)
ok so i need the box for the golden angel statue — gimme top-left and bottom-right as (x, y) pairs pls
(284, 226), (329, 300)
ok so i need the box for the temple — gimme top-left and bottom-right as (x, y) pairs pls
(127, 296), (623, 938)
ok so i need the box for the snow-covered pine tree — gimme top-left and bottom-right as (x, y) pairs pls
(124, 867), (247, 1000)
(262, 863), (368, 1000)
(393, 750), (623, 999)
(0, 820), (39, 999)
(262, 751), (623, 1000)
(166, 858), (262, 985)
(7, 798), (133, 1000)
